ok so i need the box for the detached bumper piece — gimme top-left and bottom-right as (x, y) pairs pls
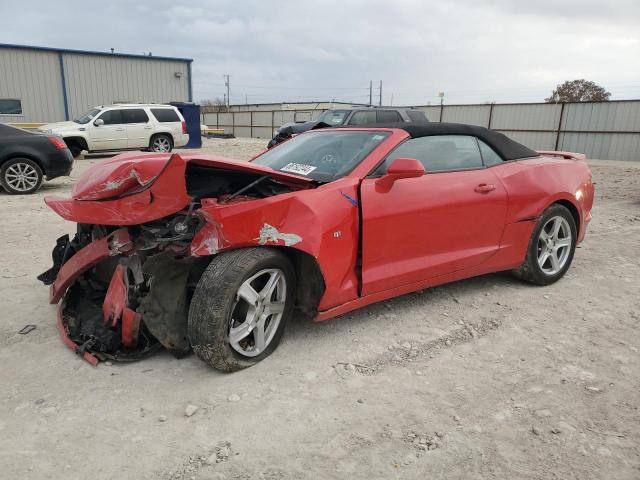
(42, 226), (192, 365)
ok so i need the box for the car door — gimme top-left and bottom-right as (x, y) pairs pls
(90, 109), (127, 150)
(123, 108), (152, 148)
(360, 135), (508, 296)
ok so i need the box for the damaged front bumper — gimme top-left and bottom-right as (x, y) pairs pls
(40, 224), (202, 365)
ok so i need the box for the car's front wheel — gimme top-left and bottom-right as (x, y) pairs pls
(0, 158), (44, 194)
(188, 248), (295, 372)
(513, 204), (577, 285)
(149, 134), (173, 153)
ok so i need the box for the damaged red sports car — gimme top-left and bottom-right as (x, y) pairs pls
(39, 124), (595, 372)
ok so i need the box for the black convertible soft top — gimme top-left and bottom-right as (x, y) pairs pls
(336, 122), (539, 161)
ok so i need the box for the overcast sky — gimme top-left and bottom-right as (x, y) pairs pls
(1, 0), (639, 105)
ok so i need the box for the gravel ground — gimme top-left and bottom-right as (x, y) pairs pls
(1, 138), (639, 479)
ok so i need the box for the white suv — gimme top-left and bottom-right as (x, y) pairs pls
(39, 104), (189, 158)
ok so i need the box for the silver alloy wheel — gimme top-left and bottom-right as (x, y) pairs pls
(229, 268), (286, 357)
(537, 216), (572, 275)
(152, 136), (171, 152)
(4, 162), (40, 192)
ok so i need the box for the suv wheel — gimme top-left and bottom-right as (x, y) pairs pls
(68, 145), (83, 158)
(1, 158), (44, 195)
(150, 134), (173, 153)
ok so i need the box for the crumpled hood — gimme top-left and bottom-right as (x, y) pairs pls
(44, 152), (315, 226)
(72, 152), (177, 200)
(72, 151), (314, 201)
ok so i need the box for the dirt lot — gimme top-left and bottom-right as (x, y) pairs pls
(1, 138), (638, 479)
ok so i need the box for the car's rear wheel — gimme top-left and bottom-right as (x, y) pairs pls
(513, 204), (577, 285)
(188, 248), (295, 372)
(1, 158), (43, 194)
(150, 134), (173, 153)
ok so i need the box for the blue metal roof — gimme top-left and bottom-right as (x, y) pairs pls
(0, 43), (193, 63)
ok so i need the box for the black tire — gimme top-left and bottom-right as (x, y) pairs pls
(0, 158), (43, 195)
(188, 248), (295, 372)
(69, 145), (82, 158)
(63, 138), (85, 158)
(149, 134), (173, 153)
(513, 204), (577, 285)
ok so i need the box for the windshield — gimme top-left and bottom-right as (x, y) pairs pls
(74, 108), (101, 124)
(253, 130), (389, 182)
(316, 109), (351, 126)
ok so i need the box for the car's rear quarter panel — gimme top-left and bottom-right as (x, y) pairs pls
(489, 156), (594, 268)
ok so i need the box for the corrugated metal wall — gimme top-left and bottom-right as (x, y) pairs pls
(63, 54), (189, 119)
(204, 101), (640, 161)
(0, 45), (190, 123)
(0, 47), (65, 122)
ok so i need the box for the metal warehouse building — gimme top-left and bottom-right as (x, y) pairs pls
(0, 43), (193, 124)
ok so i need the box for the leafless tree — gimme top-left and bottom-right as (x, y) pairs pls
(201, 98), (229, 113)
(545, 79), (611, 103)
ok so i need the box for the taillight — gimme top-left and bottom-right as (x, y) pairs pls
(48, 136), (67, 151)
(181, 121), (187, 134)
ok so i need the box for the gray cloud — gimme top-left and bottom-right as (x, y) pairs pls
(1, 0), (639, 105)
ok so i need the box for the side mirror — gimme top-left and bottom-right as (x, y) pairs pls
(375, 158), (424, 189)
(93, 118), (104, 127)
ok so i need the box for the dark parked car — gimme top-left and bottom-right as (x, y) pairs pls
(267, 107), (429, 148)
(0, 124), (73, 194)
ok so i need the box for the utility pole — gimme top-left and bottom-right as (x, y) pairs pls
(438, 92), (445, 122)
(224, 74), (231, 108)
(379, 80), (382, 106)
(369, 80), (373, 106)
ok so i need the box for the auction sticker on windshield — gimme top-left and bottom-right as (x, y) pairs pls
(280, 163), (317, 176)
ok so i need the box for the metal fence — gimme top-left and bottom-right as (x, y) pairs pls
(201, 100), (640, 161)
(201, 109), (325, 141)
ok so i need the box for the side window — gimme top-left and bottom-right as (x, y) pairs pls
(478, 140), (503, 166)
(407, 110), (428, 123)
(347, 110), (376, 125)
(97, 109), (123, 125)
(374, 135), (484, 175)
(151, 108), (180, 123)
(0, 99), (22, 115)
(122, 109), (149, 124)
(377, 110), (402, 123)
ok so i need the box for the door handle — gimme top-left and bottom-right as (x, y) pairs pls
(144, 126), (153, 129)
(115, 128), (125, 132)
(474, 183), (496, 193)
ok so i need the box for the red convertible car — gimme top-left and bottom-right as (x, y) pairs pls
(39, 123), (594, 372)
